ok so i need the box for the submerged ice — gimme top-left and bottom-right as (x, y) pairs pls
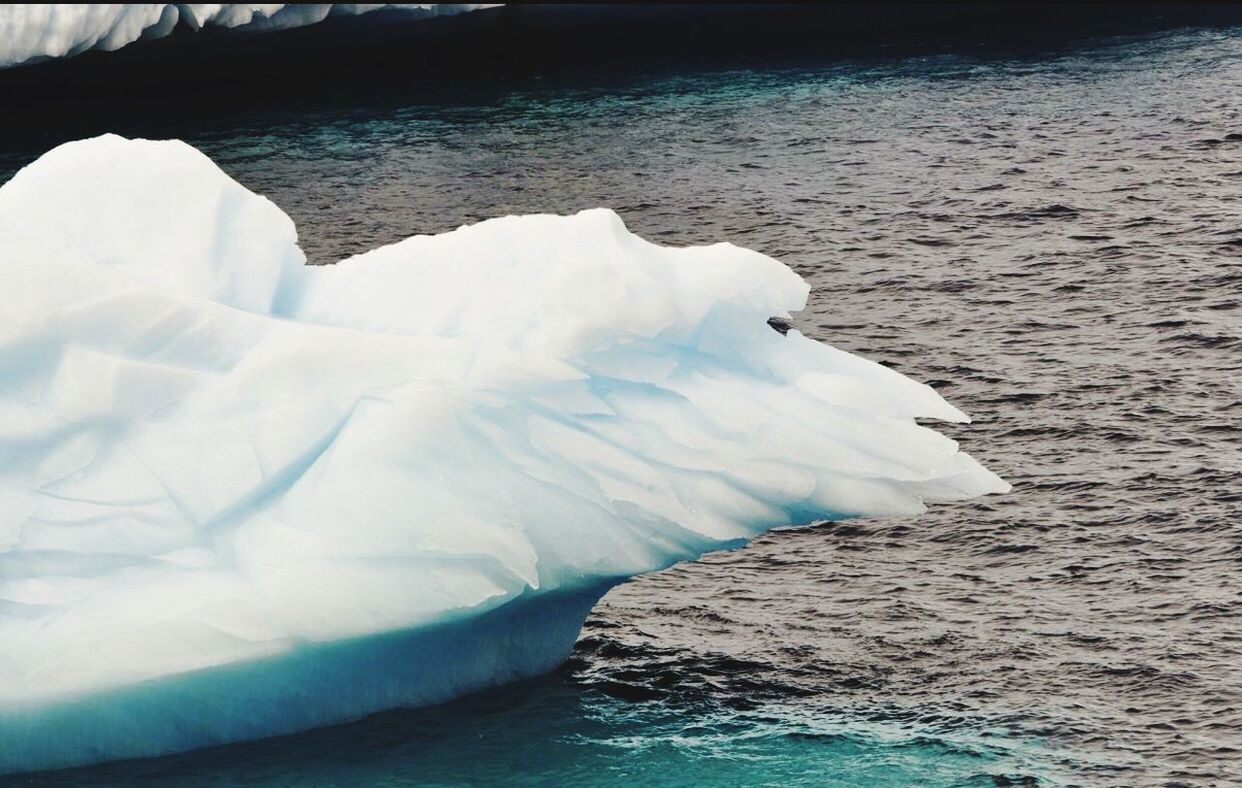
(0, 135), (1007, 773)
(0, 4), (494, 69)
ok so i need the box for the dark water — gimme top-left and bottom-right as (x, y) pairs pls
(5, 23), (1241, 788)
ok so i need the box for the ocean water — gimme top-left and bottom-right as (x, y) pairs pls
(3, 21), (1241, 788)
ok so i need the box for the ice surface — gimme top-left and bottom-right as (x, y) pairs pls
(0, 4), (495, 69)
(0, 135), (1008, 773)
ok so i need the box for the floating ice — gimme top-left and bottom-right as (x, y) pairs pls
(0, 4), (495, 69)
(0, 135), (1007, 773)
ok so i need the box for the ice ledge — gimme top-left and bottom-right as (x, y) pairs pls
(0, 4), (497, 69)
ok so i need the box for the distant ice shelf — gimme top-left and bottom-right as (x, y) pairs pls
(0, 135), (1008, 774)
(0, 4), (497, 69)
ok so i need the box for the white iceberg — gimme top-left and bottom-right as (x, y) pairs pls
(0, 135), (1007, 773)
(0, 4), (495, 69)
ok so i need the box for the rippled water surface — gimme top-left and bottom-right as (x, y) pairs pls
(5, 22), (1241, 788)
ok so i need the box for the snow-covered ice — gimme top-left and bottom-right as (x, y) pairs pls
(0, 135), (1008, 773)
(0, 4), (495, 69)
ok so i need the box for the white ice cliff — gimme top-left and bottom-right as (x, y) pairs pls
(0, 4), (495, 68)
(0, 135), (1008, 773)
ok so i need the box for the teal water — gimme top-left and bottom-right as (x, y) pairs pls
(19, 674), (1052, 787)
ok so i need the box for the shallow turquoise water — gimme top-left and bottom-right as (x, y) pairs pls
(21, 675), (1052, 786)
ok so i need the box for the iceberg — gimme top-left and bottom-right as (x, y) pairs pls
(0, 4), (495, 69)
(0, 135), (1007, 774)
